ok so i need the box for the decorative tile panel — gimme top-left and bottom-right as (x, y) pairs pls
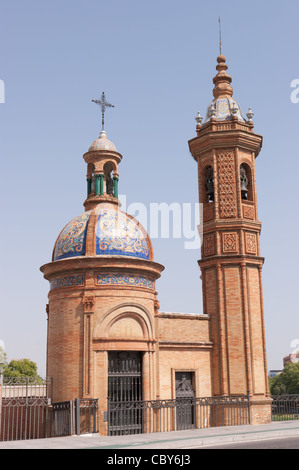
(205, 97), (245, 123)
(96, 274), (153, 289)
(50, 275), (84, 290)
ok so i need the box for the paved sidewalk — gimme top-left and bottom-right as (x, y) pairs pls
(1, 420), (299, 449)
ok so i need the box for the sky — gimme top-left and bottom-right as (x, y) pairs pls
(0, 0), (298, 375)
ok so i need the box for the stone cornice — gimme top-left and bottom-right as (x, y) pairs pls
(158, 340), (213, 350)
(40, 256), (164, 281)
(198, 255), (265, 268)
(202, 218), (262, 232)
(158, 312), (210, 321)
(188, 121), (263, 160)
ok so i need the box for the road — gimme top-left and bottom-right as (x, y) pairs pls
(199, 436), (299, 449)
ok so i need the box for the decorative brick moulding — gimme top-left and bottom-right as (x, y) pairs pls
(222, 232), (238, 253)
(217, 152), (237, 219)
(245, 232), (257, 254)
(203, 234), (215, 257)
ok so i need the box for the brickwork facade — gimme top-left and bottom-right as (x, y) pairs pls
(41, 55), (271, 432)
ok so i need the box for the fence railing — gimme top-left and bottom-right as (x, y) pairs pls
(271, 395), (299, 421)
(0, 377), (52, 441)
(75, 398), (98, 435)
(52, 399), (98, 437)
(108, 394), (251, 436)
(52, 401), (74, 437)
(0, 377), (98, 441)
(2, 379), (299, 442)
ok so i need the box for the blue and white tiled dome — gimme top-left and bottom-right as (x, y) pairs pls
(205, 97), (245, 123)
(53, 211), (92, 260)
(53, 206), (151, 261)
(95, 208), (150, 259)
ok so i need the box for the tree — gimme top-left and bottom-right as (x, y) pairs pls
(3, 359), (40, 379)
(270, 362), (299, 395)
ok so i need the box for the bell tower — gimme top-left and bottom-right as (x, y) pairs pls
(189, 55), (272, 424)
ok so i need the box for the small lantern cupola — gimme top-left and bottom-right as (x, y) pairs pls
(83, 92), (122, 211)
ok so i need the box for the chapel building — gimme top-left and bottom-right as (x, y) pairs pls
(40, 54), (271, 434)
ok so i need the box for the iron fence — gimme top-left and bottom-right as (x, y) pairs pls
(51, 398), (98, 437)
(0, 377), (52, 441)
(108, 394), (251, 436)
(52, 401), (74, 437)
(3, 379), (299, 441)
(75, 398), (98, 435)
(0, 377), (98, 441)
(271, 395), (299, 421)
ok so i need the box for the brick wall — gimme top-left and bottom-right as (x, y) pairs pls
(157, 313), (212, 399)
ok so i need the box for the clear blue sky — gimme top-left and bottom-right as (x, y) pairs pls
(0, 0), (298, 375)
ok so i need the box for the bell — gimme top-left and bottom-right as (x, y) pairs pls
(206, 182), (214, 201)
(241, 184), (248, 200)
(205, 167), (214, 201)
(240, 179), (248, 192)
(240, 166), (248, 200)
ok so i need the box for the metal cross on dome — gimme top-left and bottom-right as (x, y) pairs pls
(92, 92), (114, 131)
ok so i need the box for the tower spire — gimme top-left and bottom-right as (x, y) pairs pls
(92, 92), (114, 131)
(218, 16), (222, 56)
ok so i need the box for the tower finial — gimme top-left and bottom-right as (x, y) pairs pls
(218, 16), (222, 55)
(92, 92), (114, 131)
(213, 55), (233, 99)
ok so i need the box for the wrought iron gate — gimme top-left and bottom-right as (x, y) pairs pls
(175, 372), (195, 430)
(52, 398), (98, 436)
(108, 351), (142, 435)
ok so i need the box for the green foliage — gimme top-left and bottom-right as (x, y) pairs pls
(3, 358), (40, 379)
(270, 363), (299, 395)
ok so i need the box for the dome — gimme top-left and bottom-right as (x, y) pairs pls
(88, 130), (117, 152)
(53, 206), (151, 261)
(53, 211), (92, 260)
(205, 97), (245, 123)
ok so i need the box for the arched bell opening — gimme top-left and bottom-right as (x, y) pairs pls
(87, 163), (96, 196)
(240, 163), (253, 201)
(103, 161), (119, 198)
